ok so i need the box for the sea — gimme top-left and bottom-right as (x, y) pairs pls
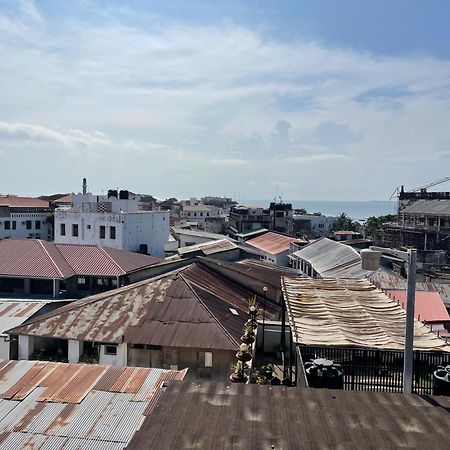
(245, 200), (397, 222)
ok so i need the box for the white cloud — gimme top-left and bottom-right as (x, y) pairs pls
(1, 6), (450, 198)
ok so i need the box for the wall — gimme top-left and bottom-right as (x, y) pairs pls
(0, 337), (10, 359)
(99, 343), (127, 366)
(55, 210), (169, 257)
(0, 212), (50, 240)
(127, 345), (235, 380)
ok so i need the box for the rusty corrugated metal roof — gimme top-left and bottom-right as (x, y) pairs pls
(125, 381), (450, 450)
(0, 239), (161, 279)
(0, 360), (185, 449)
(8, 266), (240, 351)
(246, 231), (307, 255)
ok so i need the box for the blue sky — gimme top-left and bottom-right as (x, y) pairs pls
(1, 0), (450, 200)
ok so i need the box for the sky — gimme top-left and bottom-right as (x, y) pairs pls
(1, 0), (450, 201)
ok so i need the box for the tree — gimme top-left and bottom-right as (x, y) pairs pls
(293, 208), (307, 215)
(365, 214), (397, 237)
(330, 213), (359, 232)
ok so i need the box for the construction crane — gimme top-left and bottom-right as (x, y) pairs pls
(390, 176), (450, 200)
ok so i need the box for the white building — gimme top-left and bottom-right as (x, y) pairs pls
(293, 214), (336, 238)
(55, 190), (169, 257)
(179, 198), (223, 229)
(0, 196), (51, 240)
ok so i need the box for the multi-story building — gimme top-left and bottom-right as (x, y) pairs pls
(0, 196), (52, 240)
(55, 188), (169, 257)
(383, 188), (450, 255)
(179, 198), (224, 231)
(293, 214), (336, 238)
(229, 201), (294, 238)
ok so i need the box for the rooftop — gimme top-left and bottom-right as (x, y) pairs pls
(8, 262), (274, 349)
(0, 196), (49, 209)
(0, 301), (48, 336)
(293, 237), (371, 278)
(171, 227), (230, 240)
(246, 232), (307, 255)
(0, 359), (185, 449)
(126, 381), (450, 450)
(282, 277), (450, 352)
(386, 289), (450, 323)
(401, 198), (450, 216)
(0, 239), (161, 279)
(177, 238), (237, 257)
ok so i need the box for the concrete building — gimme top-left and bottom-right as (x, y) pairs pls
(55, 189), (169, 257)
(0, 196), (52, 240)
(229, 202), (294, 238)
(178, 198), (226, 232)
(293, 214), (336, 238)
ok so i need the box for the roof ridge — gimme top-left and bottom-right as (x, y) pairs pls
(37, 240), (65, 279)
(180, 272), (240, 349)
(6, 265), (195, 334)
(97, 246), (127, 275)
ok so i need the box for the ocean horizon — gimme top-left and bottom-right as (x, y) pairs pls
(244, 200), (397, 221)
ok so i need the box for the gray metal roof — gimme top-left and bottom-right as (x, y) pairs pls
(401, 199), (450, 216)
(126, 381), (450, 450)
(0, 360), (185, 450)
(293, 237), (372, 278)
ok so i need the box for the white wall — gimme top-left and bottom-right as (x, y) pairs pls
(99, 343), (127, 366)
(18, 335), (34, 360)
(0, 337), (10, 359)
(55, 210), (169, 257)
(68, 339), (83, 363)
(0, 212), (50, 240)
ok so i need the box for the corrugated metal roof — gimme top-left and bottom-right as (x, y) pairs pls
(0, 302), (47, 334)
(386, 289), (450, 323)
(246, 232), (307, 255)
(125, 381), (450, 450)
(282, 277), (450, 352)
(0, 196), (49, 208)
(401, 199), (450, 215)
(0, 360), (185, 450)
(8, 267), (240, 351)
(293, 237), (373, 278)
(177, 239), (237, 256)
(0, 240), (161, 279)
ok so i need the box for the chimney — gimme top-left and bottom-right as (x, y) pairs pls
(82, 178), (87, 195)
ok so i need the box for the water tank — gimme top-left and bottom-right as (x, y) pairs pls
(107, 189), (118, 199)
(433, 365), (450, 396)
(305, 358), (344, 389)
(119, 190), (129, 200)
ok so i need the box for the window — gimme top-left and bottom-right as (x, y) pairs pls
(87, 224), (91, 229)
(12, 221), (16, 230)
(110, 226), (116, 239)
(26, 220), (32, 230)
(72, 224), (79, 237)
(198, 351), (213, 368)
(200, 212), (203, 217)
(35, 220), (41, 229)
(100, 225), (106, 239)
(60, 223), (66, 236)
(4, 221), (10, 230)
(104, 345), (117, 355)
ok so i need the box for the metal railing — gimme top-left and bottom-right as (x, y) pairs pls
(299, 346), (450, 395)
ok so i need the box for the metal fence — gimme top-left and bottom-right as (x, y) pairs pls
(299, 346), (450, 395)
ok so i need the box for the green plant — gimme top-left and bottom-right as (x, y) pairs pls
(248, 296), (258, 309)
(232, 361), (244, 373)
(244, 323), (254, 336)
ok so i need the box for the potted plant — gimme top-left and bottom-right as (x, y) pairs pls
(241, 323), (255, 345)
(230, 361), (248, 383)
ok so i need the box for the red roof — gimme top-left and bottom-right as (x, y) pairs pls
(386, 289), (450, 323)
(0, 239), (161, 279)
(246, 232), (307, 255)
(0, 196), (49, 208)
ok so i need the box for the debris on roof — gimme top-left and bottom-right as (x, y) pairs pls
(125, 381), (450, 450)
(0, 360), (185, 450)
(282, 277), (450, 352)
